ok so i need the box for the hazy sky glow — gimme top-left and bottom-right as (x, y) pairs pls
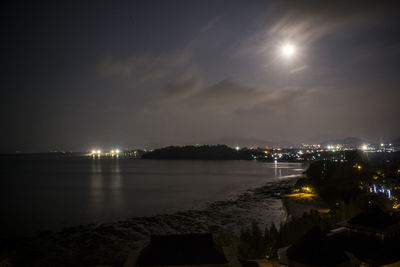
(1, 1), (400, 152)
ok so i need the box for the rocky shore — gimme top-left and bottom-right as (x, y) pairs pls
(1, 177), (301, 266)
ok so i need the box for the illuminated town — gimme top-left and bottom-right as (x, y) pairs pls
(85, 142), (399, 161)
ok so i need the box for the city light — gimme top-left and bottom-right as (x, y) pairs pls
(353, 163), (362, 170)
(235, 146), (240, 151)
(90, 148), (122, 157)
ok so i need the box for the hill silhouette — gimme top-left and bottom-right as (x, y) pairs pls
(141, 145), (257, 160)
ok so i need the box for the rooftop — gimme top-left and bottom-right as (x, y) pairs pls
(135, 233), (229, 266)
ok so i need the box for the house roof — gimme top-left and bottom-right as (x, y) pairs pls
(136, 233), (228, 266)
(286, 227), (350, 266)
(329, 231), (400, 266)
(347, 206), (398, 229)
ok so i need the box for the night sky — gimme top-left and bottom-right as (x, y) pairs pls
(2, 1), (400, 152)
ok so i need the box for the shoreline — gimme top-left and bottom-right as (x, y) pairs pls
(1, 175), (302, 265)
(281, 192), (331, 221)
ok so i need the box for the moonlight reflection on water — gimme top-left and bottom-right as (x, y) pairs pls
(0, 156), (304, 237)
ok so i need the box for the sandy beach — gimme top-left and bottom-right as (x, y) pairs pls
(281, 193), (330, 220)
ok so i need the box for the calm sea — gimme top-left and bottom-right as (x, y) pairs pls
(0, 155), (304, 237)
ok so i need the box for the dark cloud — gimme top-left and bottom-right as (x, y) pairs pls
(194, 79), (263, 107)
(96, 51), (191, 79)
(161, 75), (202, 98)
(158, 78), (272, 111)
(275, 0), (399, 19)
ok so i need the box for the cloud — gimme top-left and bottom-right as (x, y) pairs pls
(91, 2), (400, 146)
(235, 0), (398, 61)
(274, 1), (398, 19)
(154, 74), (312, 116)
(161, 75), (203, 99)
(156, 77), (262, 109)
(196, 79), (260, 101)
(234, 86), (314, 116)
(96, 50), (191, 79)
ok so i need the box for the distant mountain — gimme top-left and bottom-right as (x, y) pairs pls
(321, 137), (400, 147)
(321, 137), (365, 147)
(391, 137), (400, 145)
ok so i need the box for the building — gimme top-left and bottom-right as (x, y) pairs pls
(124, 233), (241, 267)
(278, 227), (359, 267)
(338, 206), (400, 240)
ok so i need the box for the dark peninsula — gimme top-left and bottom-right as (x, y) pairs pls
(141, 145), (260, 160)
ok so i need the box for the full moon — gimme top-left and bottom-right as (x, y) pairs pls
(282, 44), (295, 57)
